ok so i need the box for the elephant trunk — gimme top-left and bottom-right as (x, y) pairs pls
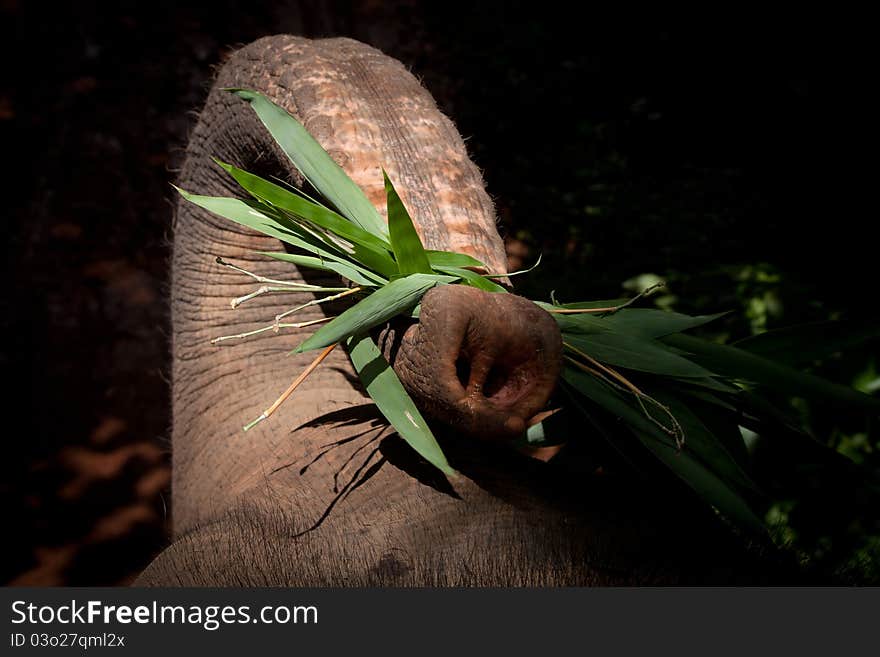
(377, 285), (563, 440)
(171, 35), (512, 533)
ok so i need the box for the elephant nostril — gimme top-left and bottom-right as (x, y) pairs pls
(455, 356), (471, 390)
(482, 365), (506, 399)
(482, 364), (527, 407)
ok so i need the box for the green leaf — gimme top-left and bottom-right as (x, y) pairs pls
(732, 319), (880, 367)
(229, 89), (388, 238)
(687, 400), (752, 471)
(551, 312), (609, 335)
(215, 160), (397, 278)
(295, 273), (456, 353)
(597, 309), (728, 339)
(257, 252), (386, 287)
(435, 266), (508, 293)
(518, 410), (572, 447)
(346, 334), (454, 476)
(426, 250), (486, 269)
(216, 160), (391, 251)
(538, 302), (727, 340)
(562, 367), (764, 534)
(662, 333), (880, 410)
(548, 298), (630, 310)
(564, 332), (716, 378)
(175, 188), (381, 283)
(649, 389), (760, 494)
(383, 170), (433, 275)
(637, 430), (765, 535)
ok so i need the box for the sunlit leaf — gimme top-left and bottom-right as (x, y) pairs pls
(229, 89), (388, 237)
(347, 334), (454, 476)
(215, 160), (397, 278)
(295, 273), (456, 353)
(175, 189), (380, 282)
(434, 266), (508, 293)
(384, 170), (433, 275)
(426, 250), (486, 269)
(258, 252), (385, 287)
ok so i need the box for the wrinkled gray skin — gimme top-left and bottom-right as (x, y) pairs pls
(135, 36), (774, 585)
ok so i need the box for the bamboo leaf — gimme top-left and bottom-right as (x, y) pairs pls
(175, 189), (382, 282)
(562, 367), (764, 534)
(548, 298), (631, 309)
(346, 334), (454, 476)
(637, 430), (765, 535)
(597, 309), (729, 339)
(564, 332), (716, 378)
(229, 89), (388, 238)
(435, 266), (508, 293)
(384, 170), (433, 275)
(215, 160), (397, 278)
(258, 252), (385, 287)
(732, 319), (880, 366)
(662, 333), (880, 410)
(426, 250), (486, 269)
(295, 273), (456, 353)
(649, 389), (760, 494)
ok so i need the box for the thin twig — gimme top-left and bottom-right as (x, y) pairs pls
(210, 316), (333, 344)
(215, 257), (333, 290)
(547, 282), (666, 315)
(484, 253), (544, 279)
(243, 343), (339, 432)
(274, 286), (362, 322)
(231, 284), (348, 309)
(564, 343), (684, 448)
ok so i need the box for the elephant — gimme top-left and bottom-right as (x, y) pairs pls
(135, 35), (784, 586)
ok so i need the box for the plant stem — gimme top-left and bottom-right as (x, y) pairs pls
(210, 316), (333, 344)
(215, 256), (334, 290)
(243, 343), (339, 432)
(484, 253), (543, 279)
(230, 284), (348, 309)
(547, 282), (666, 315)
(563, 343), (684, 448)
(274, 286), (363, 322)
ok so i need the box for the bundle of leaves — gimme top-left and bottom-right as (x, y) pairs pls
(178, 89), (880, 538)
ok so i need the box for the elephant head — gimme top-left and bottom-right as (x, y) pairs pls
(135, 36), (782, 586)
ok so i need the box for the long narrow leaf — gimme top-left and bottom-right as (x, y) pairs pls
(663, 333), (880, 410)
(435, 266), (508, 293)
(564, 332), (716, 378)
(597, 309), (728, 339)
(347, 334), (454, 476)
(426, 250), (486, 269)
(176, 189), (381, 282)
(295, 273), (456, 353)
(216, 160), (391, 252)
(733, 319), (880, 367)
(230, 89), (388, 238)
(562, 367), (765, 534)
(258, 252), (386, 287)
(649, 389), (760, 494)
(216, 160), (397, 279)
(384, 170), (432, 275)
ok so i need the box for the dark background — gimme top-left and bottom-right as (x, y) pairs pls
(3, 2), (876, 584)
